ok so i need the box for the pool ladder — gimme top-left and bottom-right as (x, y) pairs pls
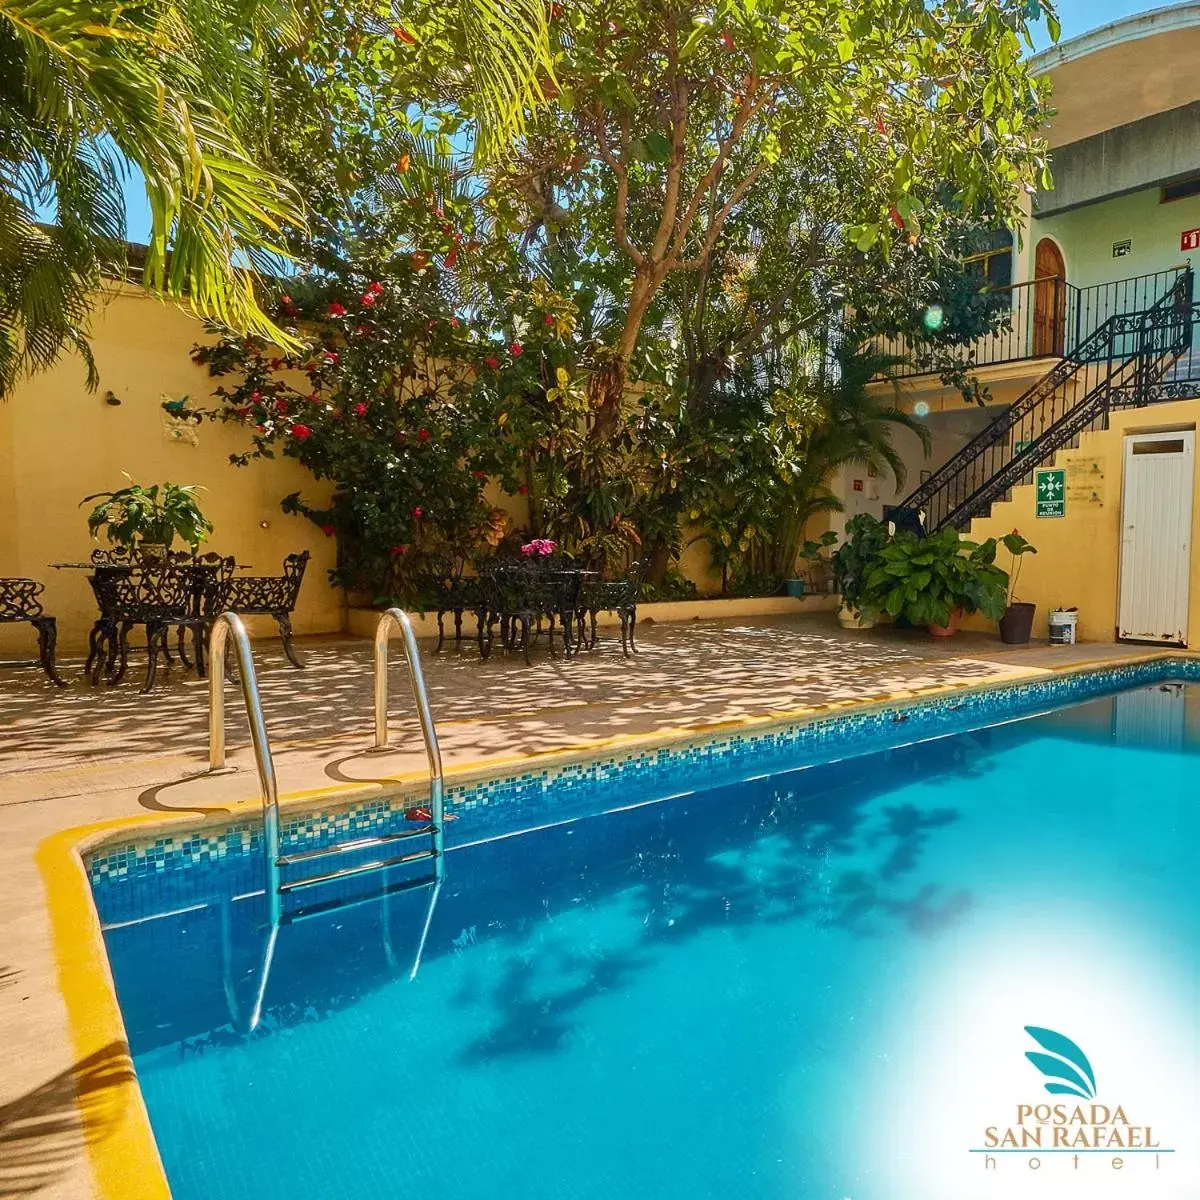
(209, 608), (445, 1031)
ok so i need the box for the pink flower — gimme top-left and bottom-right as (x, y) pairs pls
(520, 543), (535, 557)
(353, 402), (367, 416)
(328, 302), (346, 317)
(510, 342), (523, 357)
(412, 506), (424, 520)
(520, 538), (556, 557)
(290, 423), (312, 440)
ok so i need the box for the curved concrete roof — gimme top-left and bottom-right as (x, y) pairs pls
(1030, 3), (1200, 147)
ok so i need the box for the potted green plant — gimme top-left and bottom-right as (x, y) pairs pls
(863, 527), (1008, 636)
(997, 530), (1038, 644)
(82, 479), (213, 555)
(832, 514), (890, 628)
(792, 530), (838, 597)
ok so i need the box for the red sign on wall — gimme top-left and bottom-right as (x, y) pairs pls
(1182, 227), (1200, 252)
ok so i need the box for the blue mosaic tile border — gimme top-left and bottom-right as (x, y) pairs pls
(87, 655), (1196, 907)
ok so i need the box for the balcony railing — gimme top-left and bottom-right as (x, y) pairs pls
(879, 267), (1190, 379)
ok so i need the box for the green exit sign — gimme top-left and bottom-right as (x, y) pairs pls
(1036, 468), (1066, 518)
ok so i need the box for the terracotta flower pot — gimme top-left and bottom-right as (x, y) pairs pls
(928, 608), (962, 637)
(999, 601), (1036, 645)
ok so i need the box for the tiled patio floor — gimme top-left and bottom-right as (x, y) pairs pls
(0, 613), (1163, 1199)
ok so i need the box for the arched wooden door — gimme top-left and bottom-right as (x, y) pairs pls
(1033, 237), (1067, 357)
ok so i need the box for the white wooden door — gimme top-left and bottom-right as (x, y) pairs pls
(1118, 430), (1194, 644)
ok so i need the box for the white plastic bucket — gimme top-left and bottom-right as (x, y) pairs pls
(1048, 610), (1078, 645)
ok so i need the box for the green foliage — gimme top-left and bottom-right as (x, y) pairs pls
(863, 527), (1009, 627)
(831, 514), (892, 614)
(1001, 528), (1037, 603)
(82, 480), (212, 549)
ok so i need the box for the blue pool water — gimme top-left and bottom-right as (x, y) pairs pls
(96, 680), (1200, 1200)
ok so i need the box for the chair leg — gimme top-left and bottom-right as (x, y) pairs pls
(519, 617), (532, 665)
(626, 608), (639, 655)
(141, 623), (164, 693)
(108, 621), (133, 686)
(31, 618), (67, 686)
(589, 610), (599, 650)
(85, 621), (106, 684)
(434, 612), (446, 653)
(619, 613), (630, 659)
(193, 623), (208, 679)
(276, 612), (303, 668)
(176, 624), (193, 670)
(453, 608), (464, 646)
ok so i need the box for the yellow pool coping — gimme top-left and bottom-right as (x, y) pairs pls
(36, 647), (1190, 1199)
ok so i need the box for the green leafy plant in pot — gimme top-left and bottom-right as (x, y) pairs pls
(792, 530), (838, 597)
(997, 530), (1038, 644)
(832, 514), (890, 629)
(862, 526), (1008, 636)
(83, 479), (213, 556)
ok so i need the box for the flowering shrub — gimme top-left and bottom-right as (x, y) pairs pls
(519, 538), (556, 557)
(190, 263), (584, 602)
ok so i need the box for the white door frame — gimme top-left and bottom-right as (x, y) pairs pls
(1117, 429), (1195, 645)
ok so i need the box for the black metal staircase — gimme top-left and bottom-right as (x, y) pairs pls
(897, 269), (1200, 532)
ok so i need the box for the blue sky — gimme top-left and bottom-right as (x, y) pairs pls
(114, 0), (1168, 243)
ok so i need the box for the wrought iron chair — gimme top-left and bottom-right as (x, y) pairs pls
(100, 566), (196, 693)
(424, 554), (483, 652)
(208, 551), (310, 667)
(0, 577), (66, 685)
(576, 559), (647, 658)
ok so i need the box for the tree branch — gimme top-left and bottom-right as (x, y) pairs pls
(673, 158), (769, 272)
(595, 114), (643, 266)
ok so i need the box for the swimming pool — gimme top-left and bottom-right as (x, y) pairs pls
(90, 668), (1200, 1199)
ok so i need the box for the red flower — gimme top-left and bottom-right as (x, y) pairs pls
(269, 358), (283, 370)
(444, 248), (458, 269)
(518, 483), (529, 495)
(356, 324), (372, 335)
(472, 469), (488, 479)
(308, 391), (321, 403)
(353, 402), (368, 416)
(274, 399), (289, 414)
(393, 24), (417, 43)
(412, 506), (424, 519)
(544, 313), (555, 325)
(390, 544), (409, 557)
(417, 428), (430, 442)
(485, 356), (499, 370)
(251, 390), (262, 402)
(720, 29), (736, 51)
(450, 317), (460, 328)
(328, 302), (347, 317)
(551, 2), (563, 16)
(321, 524), (335, 536)
(361, 293), (376, 307)
(367, 281), (383, 295)
(290, 423), (312, 440)
(324, 351), (339, 365)
(889, 206), (905, 231)
(510, 342), (523, 357)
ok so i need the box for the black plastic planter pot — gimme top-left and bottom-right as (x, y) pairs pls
(999, 602), (1036, 645)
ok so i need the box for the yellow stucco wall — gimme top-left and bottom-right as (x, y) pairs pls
(963, 398), (1200, 643)
(0, 288), (341, 654)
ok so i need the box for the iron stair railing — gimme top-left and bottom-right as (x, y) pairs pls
(897, 269), (1196, 532)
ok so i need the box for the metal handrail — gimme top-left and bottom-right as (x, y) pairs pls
(374, 608), (445, 888)
(208, 612), (282, 925)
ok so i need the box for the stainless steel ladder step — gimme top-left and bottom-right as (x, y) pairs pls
(283, 873), (438, 925)
(277, 847), (438, 893)
(277, 826), (435, 868)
